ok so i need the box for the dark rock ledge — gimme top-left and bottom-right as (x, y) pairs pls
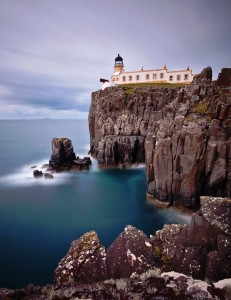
(2, 196), (231, 299)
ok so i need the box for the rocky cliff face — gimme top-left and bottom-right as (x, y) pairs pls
(89, 67), (231, 207)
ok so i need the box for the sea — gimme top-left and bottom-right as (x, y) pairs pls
(0, 119), (191, 289)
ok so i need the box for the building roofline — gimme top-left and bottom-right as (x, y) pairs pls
(115, 68), (193, 75)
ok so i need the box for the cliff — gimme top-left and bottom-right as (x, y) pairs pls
(89, 67), (231, 207)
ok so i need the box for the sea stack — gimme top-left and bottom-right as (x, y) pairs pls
(48, 138), (91, 172)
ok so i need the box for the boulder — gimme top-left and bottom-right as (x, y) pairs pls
(44, 173), (53, 179)
(54, 231), (108, 285)
(33, 170), (43, 178)
(107, 225), (162, 278)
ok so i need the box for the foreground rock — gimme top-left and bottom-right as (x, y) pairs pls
(107, 225), (161, 278)
(54, 231), (108, 285)
(48, 137), (91, 172)
(54, 198), (231, 285)
(2, 272), (231, 299)
(89, 67), (231, 207)
(151, 196), (231, 281)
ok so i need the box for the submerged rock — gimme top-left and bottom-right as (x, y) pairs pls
(44, 173), (53, 179)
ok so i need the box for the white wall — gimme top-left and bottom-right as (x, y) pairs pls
(111, 68), (194, 84)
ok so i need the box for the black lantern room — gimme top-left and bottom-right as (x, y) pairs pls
(115, 54), (124, 67)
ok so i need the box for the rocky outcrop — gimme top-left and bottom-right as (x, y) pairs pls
(48, 138), (91, 171)
(54, 225), (161, 285)
(54, 198), (230, 285)
(151, 196), (231, 281)
(107, 225), (161, 278)
(89, 67), (231, 207)
(54, 231), (108, 285)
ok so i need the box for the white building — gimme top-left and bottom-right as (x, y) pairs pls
(111, 54), (196, 85)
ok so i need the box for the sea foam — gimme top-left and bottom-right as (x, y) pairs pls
(0, 159), (69, 186)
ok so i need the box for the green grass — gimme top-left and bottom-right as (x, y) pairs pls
(186, 99), (212, 124)
(121, 82), (186, 95)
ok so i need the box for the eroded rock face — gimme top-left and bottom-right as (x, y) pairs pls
(89, 67), (231, 207)
(54, 231), (108, 285)
(151, 196), (231, 281)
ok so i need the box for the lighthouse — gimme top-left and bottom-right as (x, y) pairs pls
(114, 54), (124, 73)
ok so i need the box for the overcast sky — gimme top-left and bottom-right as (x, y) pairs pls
(0, 0), (230, 119)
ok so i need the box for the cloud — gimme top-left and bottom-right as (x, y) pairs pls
(0, 0), (230, 119)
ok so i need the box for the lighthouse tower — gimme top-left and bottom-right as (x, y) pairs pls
(114, 54), (124, 73)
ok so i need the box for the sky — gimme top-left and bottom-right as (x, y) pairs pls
(0, 0), (230, 119)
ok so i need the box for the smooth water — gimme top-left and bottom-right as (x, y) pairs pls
(0, 120), (191, 289)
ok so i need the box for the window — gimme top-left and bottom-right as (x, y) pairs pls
(160, 73), (164, 79)
(169, 75), (173, 81)
(123, 76), (126, 82)
(184, 74), (189, 80)
(177, 75), (181, 81)
(136, 75), (140, 81)
(112, 78), (115, 81)
(129, 75), (132, 81)
(146, 74), (150, 80)
(153, 73), (157, 80)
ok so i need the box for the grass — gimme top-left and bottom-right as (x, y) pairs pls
(121, 82), (186, 95)
(187, 98), (212, 124)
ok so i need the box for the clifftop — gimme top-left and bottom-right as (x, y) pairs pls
(89, 67), (231, 207)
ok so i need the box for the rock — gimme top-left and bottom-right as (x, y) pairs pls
(41, 164), (49, 169)
(49, 138), (76, 171)
(33, 170), (43, 178)
(44, 173), (54, 179)
(192, 66), (212, 85)
(73, 156), (91, 171)
(54, 231), (108, 285)
(31, 165), (36, 169)
(151, 196), (231, 281)
(89, 67), (231, 207)
(215, 68), (231, 88)
(48, 138), (91, 172)
(107, 225), (162, 278)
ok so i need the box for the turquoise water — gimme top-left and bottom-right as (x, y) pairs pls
(0, 120), (191, 289)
